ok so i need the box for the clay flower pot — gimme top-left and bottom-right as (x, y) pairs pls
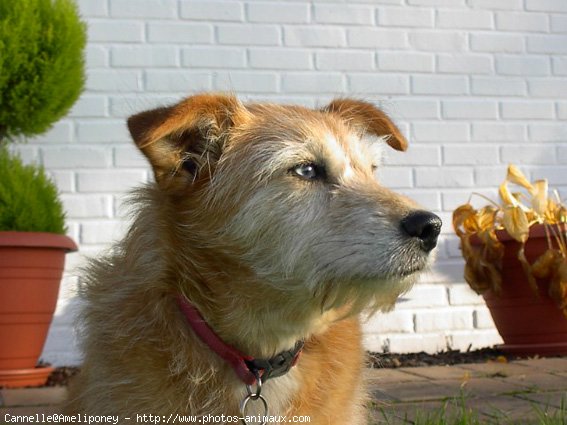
(0, 231), (77, 388)
(472, 224), (567, 356)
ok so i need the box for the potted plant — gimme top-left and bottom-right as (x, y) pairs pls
(0, 0), (86, 387)
(453, 165), (567, 356)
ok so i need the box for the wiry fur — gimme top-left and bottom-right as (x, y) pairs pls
(66, 94), (437, 424)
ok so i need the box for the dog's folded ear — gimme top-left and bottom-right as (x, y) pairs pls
(322, 99), (408, 152)
(127, 93), (247, 187)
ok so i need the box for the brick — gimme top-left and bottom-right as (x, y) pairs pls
(470, 34), (524, 53)
(77, 120), (131, 143)
(60, 195), (113, 219)
(408, 0), (465, 5)
(472, 122), (528, 142)
(349, 74), (409, 95)
(114, 145), (149, 168)
(249, 2), (310, 24)
(501, 145), (557, 164)
(148, 22), (213, 43)
(69, 96), (107, 118)
(450, 331), (503, 352)
(448, 284), (486, 306)
(109, 95), (173, 118)
(48, 171), (75, 193)
(501, 101), (554, 120)
(314, 4), (374, 25)
(496, 56), (550, 76)
(437, 54), (493, 74)
(412, 75), (468, 95)
(379, 7), (434, 27)
(111, 46), (178, 68)
(315, 51), (374, 71)
(180, 0), (243, 21)
(558, 102), (567, 119)
(533, 165), (567, 184)
(398, 284), (448, 308)
(42, 147), (112, 168)
(444, 145), (499, 165)
(409, 31), (467, 52)
(437, 10), (493, 30)
(284, 26), (345, 48)
(77, 0), (107, 16)
(144, 70), (211, 92)
(87, 70), (141, 93)
(85, 46), (107, 68)
(32, 121), (74, 143)
(528, 35), (567, 54)
(529, 79), (567, 98)
(442, 100), (498, 120)
(471, 77), (526, 96)
(282, 73), (345, 94)
(364, 310), (415, 334)
(474, 166), (510, 187)
(415, 167), (474, 188)
(88, 21), (144, 43)
(378, 52), (434, 72)
(383, 145), (441, 165)
(529, 124), (567, 143)
(412, 123), (469, 143)
(474, 307), (496, 329)
(182, 47), (246, 69)
(415, 308), (474, 332)
(219, 24), (280, 46)
(347, 28), (407, 49)
(389, 99), (439, 119)
(468, 0), (522, 10)
(77, 170), (147, 193)
(552, 57), (567, 75)
(526, 0), (567, 12)
(377, 167), (413, 188)
(495, 12), (549, 32)
(551, 15), (567, 33)
(249, 48), (312, 70)
(386, 334), (449, 354)
(110, 0), (176, 18)
(214, 72), (278, 93)
(81, 221), (125, 245)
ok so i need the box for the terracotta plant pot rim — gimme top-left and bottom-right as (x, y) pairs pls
(471, 222), (566, 245)
(0, 231), (78, 252)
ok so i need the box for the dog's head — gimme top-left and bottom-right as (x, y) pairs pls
(128, 93), (441, 313)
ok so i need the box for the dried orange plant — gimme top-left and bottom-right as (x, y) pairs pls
(453, 165), (567, 316)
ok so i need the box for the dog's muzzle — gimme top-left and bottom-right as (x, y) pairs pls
(400, 210), (442, 252)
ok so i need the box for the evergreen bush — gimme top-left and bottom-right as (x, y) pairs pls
(0, 0), (86, 139)
(0, 145), (66, 234)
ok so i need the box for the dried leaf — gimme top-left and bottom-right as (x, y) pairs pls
(502, 206), (530, 243)
(453, 204), (477, 237)
(518, 246), (538, 295)
(506, 164), (534, 194)
(532, 249), (562, 280)
(549, 261), (567, 317)
(531, 179), (549, 219)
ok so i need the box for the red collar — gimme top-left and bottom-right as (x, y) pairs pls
(177, 295), (303, 386)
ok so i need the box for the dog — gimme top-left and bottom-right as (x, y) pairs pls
(65, 93), (441, 425)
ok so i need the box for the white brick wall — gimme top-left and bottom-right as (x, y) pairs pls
(21, 0), (566, 365)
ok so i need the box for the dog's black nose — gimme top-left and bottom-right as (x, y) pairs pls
(401, 210), (442, 252)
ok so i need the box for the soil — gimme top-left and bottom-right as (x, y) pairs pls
(43, 348), (529, 387)
(367, 347), (527, 369)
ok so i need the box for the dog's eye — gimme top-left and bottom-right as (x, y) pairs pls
(291, 163), (321, 180)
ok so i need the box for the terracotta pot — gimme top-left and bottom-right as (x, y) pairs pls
(474, 224), (567, 356)
(0, 231), (77, 387)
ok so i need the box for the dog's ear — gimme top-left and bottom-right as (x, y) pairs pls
(322, 99), (407, 151)
(127, 93), (247, 186)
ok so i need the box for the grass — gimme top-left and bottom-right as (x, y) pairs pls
(375, 393), (567, 425)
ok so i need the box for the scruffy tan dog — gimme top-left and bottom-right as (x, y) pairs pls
(66, 93), (441, 424)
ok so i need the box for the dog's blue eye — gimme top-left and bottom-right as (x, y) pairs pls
(292, 163), (319, 180)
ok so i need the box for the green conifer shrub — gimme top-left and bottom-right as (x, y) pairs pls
(0, 145), (66, 234)
(0, 0), (87, 139)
